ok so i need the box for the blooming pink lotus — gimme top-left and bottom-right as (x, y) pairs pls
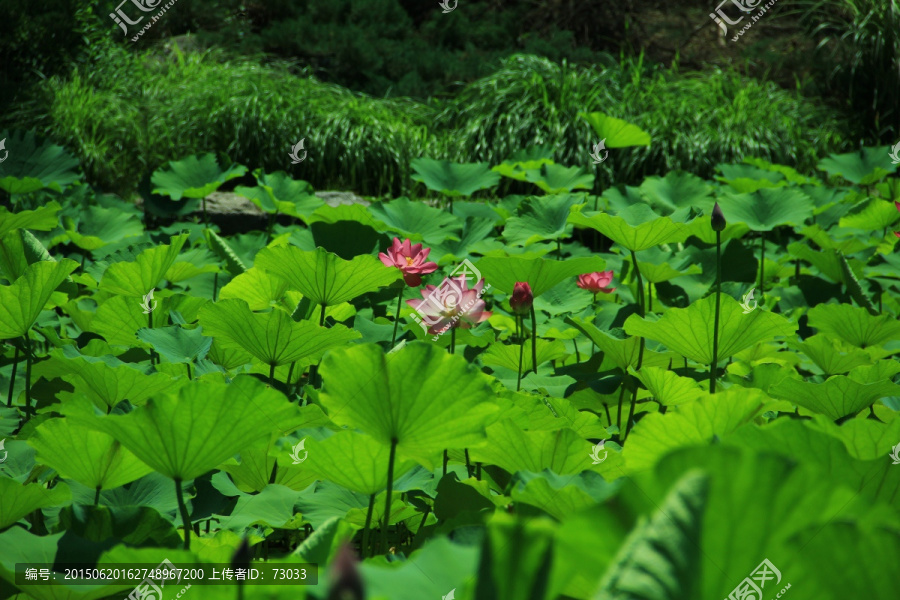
(407, 275), (492, 335)
(378, 237), (439, 286)
(576, 271), (616, 294)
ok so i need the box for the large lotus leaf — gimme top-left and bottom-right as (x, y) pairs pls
(817, 146), (897, 185)
(807, 303), (900, 349)
(64, 205), (143, 251)
(482, 339), (567, 373)
(91, 293), (206, 347)
(635, 260), (702, 285)
(0, 258), (78, 339)
(808, 414), (900, 461)
(837, 251), (879, 317)
(580, 112), (651, 148)
(214, 484), (303, 530)
(429, 216), (497, 262)
(135, 325), (213, 364)
(34, 347), (184, 409)
(638, 171), (714, 214)
(632, 366), (705, 406)
(503, 194), (583, 246)
(98, 233), (189, 297)
(533, 278), (594, 315)
(593, 471), (707, 600)
(789, 334), (874, 375)
(410, 158), (500, 197)
(526, 164), (594, 194)
(255, 245), (401, 306)
(839, 198), (900, 230)
(234, 170), (321, 219)
(475, 254), (606, 297)
(218, 267), (291, 311)
(205, 229), (247, 276)
(83, 376), (312, 481)
(319, 342), (499, 455)
(0, 202), (61, 237)
(511, 471), (616, 521)
(0, 130), (80, 194)
(719, 188), (815, 232)
(566, 319), (642, 370)
(29, 418), (153, 490)
(0, 477), (71, 530)
(624, 295), (797, 365)
(769, 375), (900, 420)
(151, 153), (248, 200)
(568, 204), (689, 252)
(367, 197), (462, 244)
(623, 387), (767, 473)
(473, 512), (556, 600)
(468, 418), (593, 475)
(0, 228), (54, 282)
(744, 157), (820, 186)
(199, 299), (359, 367)
(303, 431), (417, 496)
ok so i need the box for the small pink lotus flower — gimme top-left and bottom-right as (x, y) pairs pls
(407, 275), (492, 334)
(576, 271), (616, 294)
(378, 237), (439, 286)
(510, 282), (533, 315)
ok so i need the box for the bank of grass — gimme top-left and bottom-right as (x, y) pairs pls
(11, 45), (850, 197)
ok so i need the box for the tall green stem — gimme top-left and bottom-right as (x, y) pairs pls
(380, 438), (398, 554)
(391, 287), (404, 347)
(362, 494), (375, 558)
(530, 305), (538, 374)
(148, 308), (156, 366)
(7, 344), (18, 407)
(516, 316), (525, 391)
(623, 251), (646, 440)
(94, 486), (101, 506)
(269, 363), (276, 387)
(174, 478), (191, 550)
(711, 230), (722, 394)
(23, 335), (32, 412)
(758, 232), (766, 292)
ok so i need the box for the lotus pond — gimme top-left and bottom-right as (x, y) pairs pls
(0, 125), (899, 600)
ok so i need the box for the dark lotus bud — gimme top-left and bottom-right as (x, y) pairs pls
(711, 202), (726, 232)
(510, 282), (533, 315)
(327, 543), (364, 600)
(231, 536), (252, 571)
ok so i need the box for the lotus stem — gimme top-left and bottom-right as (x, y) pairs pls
(362, 494), (375, 558)
(319, 303), (326, 327)
(269, 363), (276, 387)
(213, 271), (218, 302)
(573, 338), (580, 363)
(443, 449), (448, 476)
(94, 486), (101, 506)
(758, 232), (765, 292)
(286, 362), (295, 394)
(23, 335), (32, 413)
(711, 230), (722, 394)
(476, 462), (481, 480)
(148, 308), (156, 366)
(615, 382), (626, 433)
(174, 477), (191, 550)
(623, 251), (646, 440)
(186, 363), (193, 380)
(380, 438), (398, 555)
(465, 449), (473, 478)
(7, 344), (18, 407)
(530, 305), (538, 374)
(391, 287), (404, 347)
(517, 316), (525, 391)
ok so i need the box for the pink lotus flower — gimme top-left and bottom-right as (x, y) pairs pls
(407, 275), (492, 335)
(378, 237), (439, 286)
(510, 282), (533, 315)
(576, 271), (616, 294)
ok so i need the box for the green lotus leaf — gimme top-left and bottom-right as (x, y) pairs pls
(631, 366), (705, 406)
(788, 242), (845, 283)
(718, 188), (815, 232)
(234, 170), (321, 219)
(0, 478), (71, 530)
(568, 204), (689, 252)
(205, 229), (247, 276)
(0, 229), (54, 282)
(526, 164), (594, 194)
(638, 171), (714, 214)
(428, 216), (496, 263)
(214, 484), (303, 531)
(98, 233), (189, 297)
(0, 258), (78, 340)
(624, 294), (797, 365)
(789, 334), (874, 376)
(255, 245), (401, 306)
(533, 278), (594, 314)
(848, 360), (900, 384)
(58, 504), (181, 547)
(837, 250), (879, 316)
(151, 153), (248, 200)
(808, 414), (900, 461)
(807, 303), (900, 349)
(29, 418), (153, 490)
(319, 342), (499, 455)
(503, 194), (583, 247)
(367, 197), (462, 244)
(482, 339), (567, 373)
(91, 293), (206, 347)
(83, 376), (311, 481)
(839, 198), (900, 230)
(64, 205), (143, 251)
(566, 319), (642, 371)
(817, 146), (897, 185)
(474, 512), (556, 600)
(0, 130), (80, 194)
(769, 375), (900, 420)
(135, 325), (213, 364)
(199, 299), (360, 367)
(468, 418), (592, 475)
(475, 254), (606, 297)
(744, 157), (820, 185)
(511, 471), (616, 521)
(623, 387), (767, 472)
(410, 158), (500, 197)
(580, 112), (651, 147)
(304, 431), (417, 496)
(593, 471), (707, 600)
(0, 202), (62, 237)
(218, 267), (291, 311)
